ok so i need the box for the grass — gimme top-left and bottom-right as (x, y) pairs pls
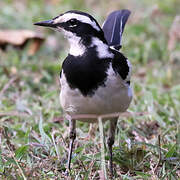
(0, 0), (180, 179)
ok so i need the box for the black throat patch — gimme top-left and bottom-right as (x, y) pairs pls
(61, 47), (111, 96)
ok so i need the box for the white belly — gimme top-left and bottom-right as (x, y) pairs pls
(60, 69), (132, 122)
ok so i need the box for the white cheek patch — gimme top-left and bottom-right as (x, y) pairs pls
(64, 31), (86, 56)
(69, 39), (86, 57)
(54, 13), (101, 31)
(91, 37), (114, 59)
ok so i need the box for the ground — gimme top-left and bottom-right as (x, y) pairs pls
(0, 0), (180, 179)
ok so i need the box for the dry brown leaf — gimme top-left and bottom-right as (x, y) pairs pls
(0, 30), (44, 55)
(28, 38), (44, 56)
(168, 15), (180, 51)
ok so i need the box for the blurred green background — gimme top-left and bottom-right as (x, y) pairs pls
(0, 0), (180, 179)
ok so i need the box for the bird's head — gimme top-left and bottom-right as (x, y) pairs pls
(34, 10), (107, 46)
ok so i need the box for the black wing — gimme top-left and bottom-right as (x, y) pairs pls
(102, 9), (131, 50)
(111, 49), (130, 82)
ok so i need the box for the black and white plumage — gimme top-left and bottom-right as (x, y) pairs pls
(102, 10), (131, 50)
(34, 9), (132, 176)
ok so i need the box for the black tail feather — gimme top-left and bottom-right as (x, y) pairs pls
(102, 9), (131, 50)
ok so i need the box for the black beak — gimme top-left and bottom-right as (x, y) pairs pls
(34, 19), (56, 28)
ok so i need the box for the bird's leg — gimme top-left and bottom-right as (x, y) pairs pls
(107, 118), (118, 177)
(67, 119), (76, 171)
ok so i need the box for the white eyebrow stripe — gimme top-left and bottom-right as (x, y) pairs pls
(54, 13), (101, 31)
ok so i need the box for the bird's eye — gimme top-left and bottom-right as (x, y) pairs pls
(68, 19), (78, 27)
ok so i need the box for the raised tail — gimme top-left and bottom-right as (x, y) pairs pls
(102, 9), (131, 50)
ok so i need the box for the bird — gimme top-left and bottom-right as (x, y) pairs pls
(34, 9), (132, 177)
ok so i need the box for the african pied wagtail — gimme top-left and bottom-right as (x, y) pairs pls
(34, 10), (132, 176)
